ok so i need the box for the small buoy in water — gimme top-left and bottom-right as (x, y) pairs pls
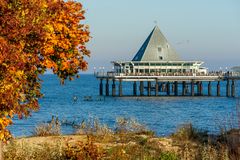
(83, 96), (93, 101)
(96, 96), (104, 101)
(73, 96), (78, 103)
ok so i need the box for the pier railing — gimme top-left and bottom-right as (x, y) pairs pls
(95, 71), (240, 78)
(224, 72), (240, 77)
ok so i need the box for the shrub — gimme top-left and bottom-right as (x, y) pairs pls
(32, 116), (61, 136)
(64, 135), (104, 160)
(199, 144), (228, 160)
(75, 118), (113, 136)
(115, 117), (154, 135)
(171, 123), (208, 143)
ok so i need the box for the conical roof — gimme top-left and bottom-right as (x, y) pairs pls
(132, 26), (181, 61)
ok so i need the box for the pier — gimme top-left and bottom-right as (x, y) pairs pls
(96, 72), (240, 97)
(95, 26), (240, 98)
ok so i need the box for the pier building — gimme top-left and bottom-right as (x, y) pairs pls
(112, 26), (207, 75)
(95, 26), (240, 97)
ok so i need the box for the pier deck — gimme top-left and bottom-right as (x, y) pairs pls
(95, 72), (240, 98)
(97, 75), (221, 81)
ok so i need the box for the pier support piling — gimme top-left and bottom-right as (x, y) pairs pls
(99, 79), (103, 96)
(167, 82), (170, 96)
(208, 81), (212, 96)
(172, 83), (175, 93)
(119, 79), (123, 97)
(191, 81), (194, 96)
(140, 81), (144, 96)
(217, 81), (220, 97)
(155, 79), (159, 96)
(112, 79), (116, 97)
(133, 81), (137, 96)
(226, 80), (230, 97)
(159, 83), (162, 92)
(199, 82), (203, 96)
(148, 81), (151, 96)
(162, 83), (165, 92)
(197, 82), (200, 96)
(105, 78), (109, 96)
(231, 80), (235, 97)
(182, 81), (186, 96)
(174, 81), (178, 96)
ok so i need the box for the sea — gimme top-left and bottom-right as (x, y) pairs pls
(9, 74), (240, 137)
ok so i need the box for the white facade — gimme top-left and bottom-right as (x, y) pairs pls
(112, 61), (207, 75)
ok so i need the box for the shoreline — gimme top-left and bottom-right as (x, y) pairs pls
(3, 123), (240, 159)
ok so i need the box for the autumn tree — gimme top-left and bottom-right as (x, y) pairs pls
(0, 0), (90, 141)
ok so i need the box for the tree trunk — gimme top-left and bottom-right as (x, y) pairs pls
(0, 142), (3, 160)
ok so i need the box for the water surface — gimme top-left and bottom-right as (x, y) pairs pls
(9, 74), (240, 137)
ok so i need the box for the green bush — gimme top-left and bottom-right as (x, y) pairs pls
(159, 152), (179, 160)
(171, 123), (208, 143)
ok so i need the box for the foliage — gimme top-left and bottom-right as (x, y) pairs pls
(65, 135), (104, 160)
(0, 0), (90, 141)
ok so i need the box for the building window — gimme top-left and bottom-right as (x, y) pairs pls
(158, 47), (162, 52)
(150, 63), (155, 66)
(159, 56), (163, 60)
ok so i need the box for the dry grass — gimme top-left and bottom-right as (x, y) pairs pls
(74, 117), (154, 144)
(3, 113), (240, 160)
(217, 98), (240, 159)
(115, 117), (150, 134)
(3, 138), (65, 160)
(168, 99), (240, 160)
(3, 117), (179, 160)
(3, 134), (180, 160)
(170, 123), (237, 160)
(32, 116), (61, 136)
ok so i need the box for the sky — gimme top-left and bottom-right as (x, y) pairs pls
(78, 0), (240, 73)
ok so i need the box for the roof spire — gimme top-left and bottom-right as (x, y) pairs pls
(154, 20), (158, 26)
(132, 26), (181, 61)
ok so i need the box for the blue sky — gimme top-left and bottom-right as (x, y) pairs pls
(79, 0), (240, 72)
